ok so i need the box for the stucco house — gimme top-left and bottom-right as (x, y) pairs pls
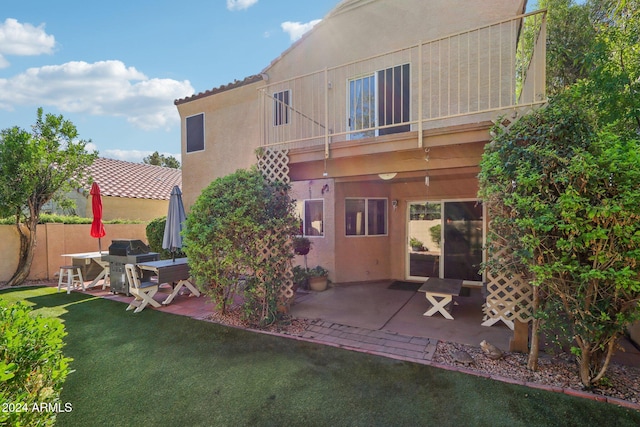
(175, 0), (546, 292)
(44, 157), (182, 221)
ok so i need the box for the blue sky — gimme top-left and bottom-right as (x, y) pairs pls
(0, 0), (337, 163)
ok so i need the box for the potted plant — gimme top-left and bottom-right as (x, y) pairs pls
(307, 265), (329, 291)
(292, 265), (310, 290)
(410, 237), (424, 252)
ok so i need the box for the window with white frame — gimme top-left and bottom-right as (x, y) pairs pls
(273, 90), (291, 126)
(297, 199), (324, 237)
(348, 64), (410, 139)
(186, 113), (205, 153)
(345, 198), (388, 236)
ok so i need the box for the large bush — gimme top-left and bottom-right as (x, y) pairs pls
(146, 217), (185, 260)
(183, 168), (298, 327)
(479, 94), (640, 387)
(0, 299), (73, 426)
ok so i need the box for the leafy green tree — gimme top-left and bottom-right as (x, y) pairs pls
(0, 299), (73, 427)
(0, 108), (97, 287)
(480, 93), (640, 387)
(183, 168), (299, 327)
(143, 151), (180, 169)
(531, 0), (640, 132)
(533, 0), (596, 95)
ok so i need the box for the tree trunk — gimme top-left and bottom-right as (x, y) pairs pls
(576, 342), (593, 388)
(6, 220), (37, 287)
(527, 284), (540, 370)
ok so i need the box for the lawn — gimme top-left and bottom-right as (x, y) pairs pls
(2, 286), (639, 426)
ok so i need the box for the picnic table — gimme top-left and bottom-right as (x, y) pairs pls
(61, 251), (109, 288)
(136, 258), (201, 305)
(418, 277), (463, 320)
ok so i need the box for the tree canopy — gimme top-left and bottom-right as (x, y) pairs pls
(479, 0), (640, 387)
(0, 108), (97, 286)
(183, 168), (299, 326)
(142, 151), (180, 169)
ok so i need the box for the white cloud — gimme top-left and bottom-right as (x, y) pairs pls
(226, 0), (259, 11)
(281, 19), (321, 42)
(0, 18), (55, 68)
(0, 60), (194, 130)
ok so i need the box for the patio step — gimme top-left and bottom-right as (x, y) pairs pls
(301, 320), (436, 362)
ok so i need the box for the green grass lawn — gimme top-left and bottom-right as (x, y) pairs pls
(2, 286), (639, 426)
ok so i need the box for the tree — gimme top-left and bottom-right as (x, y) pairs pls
(527, 0), (597, 95)
(182, 168), (299, 327)
(479, 93), (640, 388)
(142, 151), (180, 169)
(0, 108), (97, 287)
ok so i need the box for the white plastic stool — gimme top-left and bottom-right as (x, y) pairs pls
(57, 266), (85, 294)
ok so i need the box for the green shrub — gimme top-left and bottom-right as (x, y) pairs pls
(0, 299), (73, 427)
(146, 217), (185, 260)
(0, 214), (143, 225)
(183, 168), (299, 327)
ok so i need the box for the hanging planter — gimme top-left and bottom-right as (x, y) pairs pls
(293, 236), (311, 256)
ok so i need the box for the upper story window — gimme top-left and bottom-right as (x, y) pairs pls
(186, 113), (204, 153)
(273, 90), (291, 126)
(345, 198), (388, 236)
(348, 64), (410, 139)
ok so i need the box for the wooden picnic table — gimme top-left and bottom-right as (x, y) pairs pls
(61, 251), (109, 288)
(136, 258), (200, 305)
(418, 277), (463, 320)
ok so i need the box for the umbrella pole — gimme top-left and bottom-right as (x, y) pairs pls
(98, 238), (102, 254)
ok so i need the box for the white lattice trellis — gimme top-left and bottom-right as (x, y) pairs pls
(257, 148), (290, 183)
(483, 252), (534, 329)
(482, 107), (543, 328)
(254, 230), (295, 312)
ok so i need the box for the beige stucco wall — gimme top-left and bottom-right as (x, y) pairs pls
(178, 80), (265, 210)
(290, 178), (336, 281)
(88, 196), (169, 221)
(0, 223), (149, 282)
(264, 0), (526, 79)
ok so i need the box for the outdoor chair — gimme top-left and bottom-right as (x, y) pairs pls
(124, 263), (161, 313)
(58, 265), (85, 294)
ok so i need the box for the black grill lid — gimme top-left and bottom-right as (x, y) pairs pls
(108, 239), (150, 256)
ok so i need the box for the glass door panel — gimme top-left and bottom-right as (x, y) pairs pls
(407, 202), (441, 279)
(443, 201), (483, 282)
(348, 74), (376, 139)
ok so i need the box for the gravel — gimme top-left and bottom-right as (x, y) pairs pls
(433, 341), (640, 405)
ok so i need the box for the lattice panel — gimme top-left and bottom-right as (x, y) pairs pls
(257, 148), (290, 183)
(483, 248), (534, 326)
(254, 230), (295, 310)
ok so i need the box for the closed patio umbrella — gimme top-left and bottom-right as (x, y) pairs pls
(162, 185), (186, 261)
(90, 182), (106, 253)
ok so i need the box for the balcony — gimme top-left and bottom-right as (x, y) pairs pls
(259, 11), (546, 156)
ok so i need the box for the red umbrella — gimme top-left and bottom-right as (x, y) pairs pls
(90, 182), (106, 253)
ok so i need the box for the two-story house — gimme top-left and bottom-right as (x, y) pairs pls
(175, 0), (546, 291)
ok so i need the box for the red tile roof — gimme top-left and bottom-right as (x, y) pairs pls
(88, 157), (182, 200)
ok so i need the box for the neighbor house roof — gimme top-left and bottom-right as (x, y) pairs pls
(88, 157), (182, 200)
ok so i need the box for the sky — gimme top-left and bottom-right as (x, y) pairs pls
(0, 0), (338, 164)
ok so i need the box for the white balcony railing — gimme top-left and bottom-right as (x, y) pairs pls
(260, 10), (546, 154)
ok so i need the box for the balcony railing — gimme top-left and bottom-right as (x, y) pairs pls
(260, 10), (546, 154)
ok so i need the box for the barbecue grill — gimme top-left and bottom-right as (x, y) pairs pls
(103, 239), (159, 295)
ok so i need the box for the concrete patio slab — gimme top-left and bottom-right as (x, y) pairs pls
(292, 281), (513, 351)
(290, 281), (415, 331)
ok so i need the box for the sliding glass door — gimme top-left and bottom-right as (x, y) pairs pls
(407, 200), (484, 283)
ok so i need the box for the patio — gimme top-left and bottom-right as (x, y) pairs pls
(46, 277), (639, 368)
